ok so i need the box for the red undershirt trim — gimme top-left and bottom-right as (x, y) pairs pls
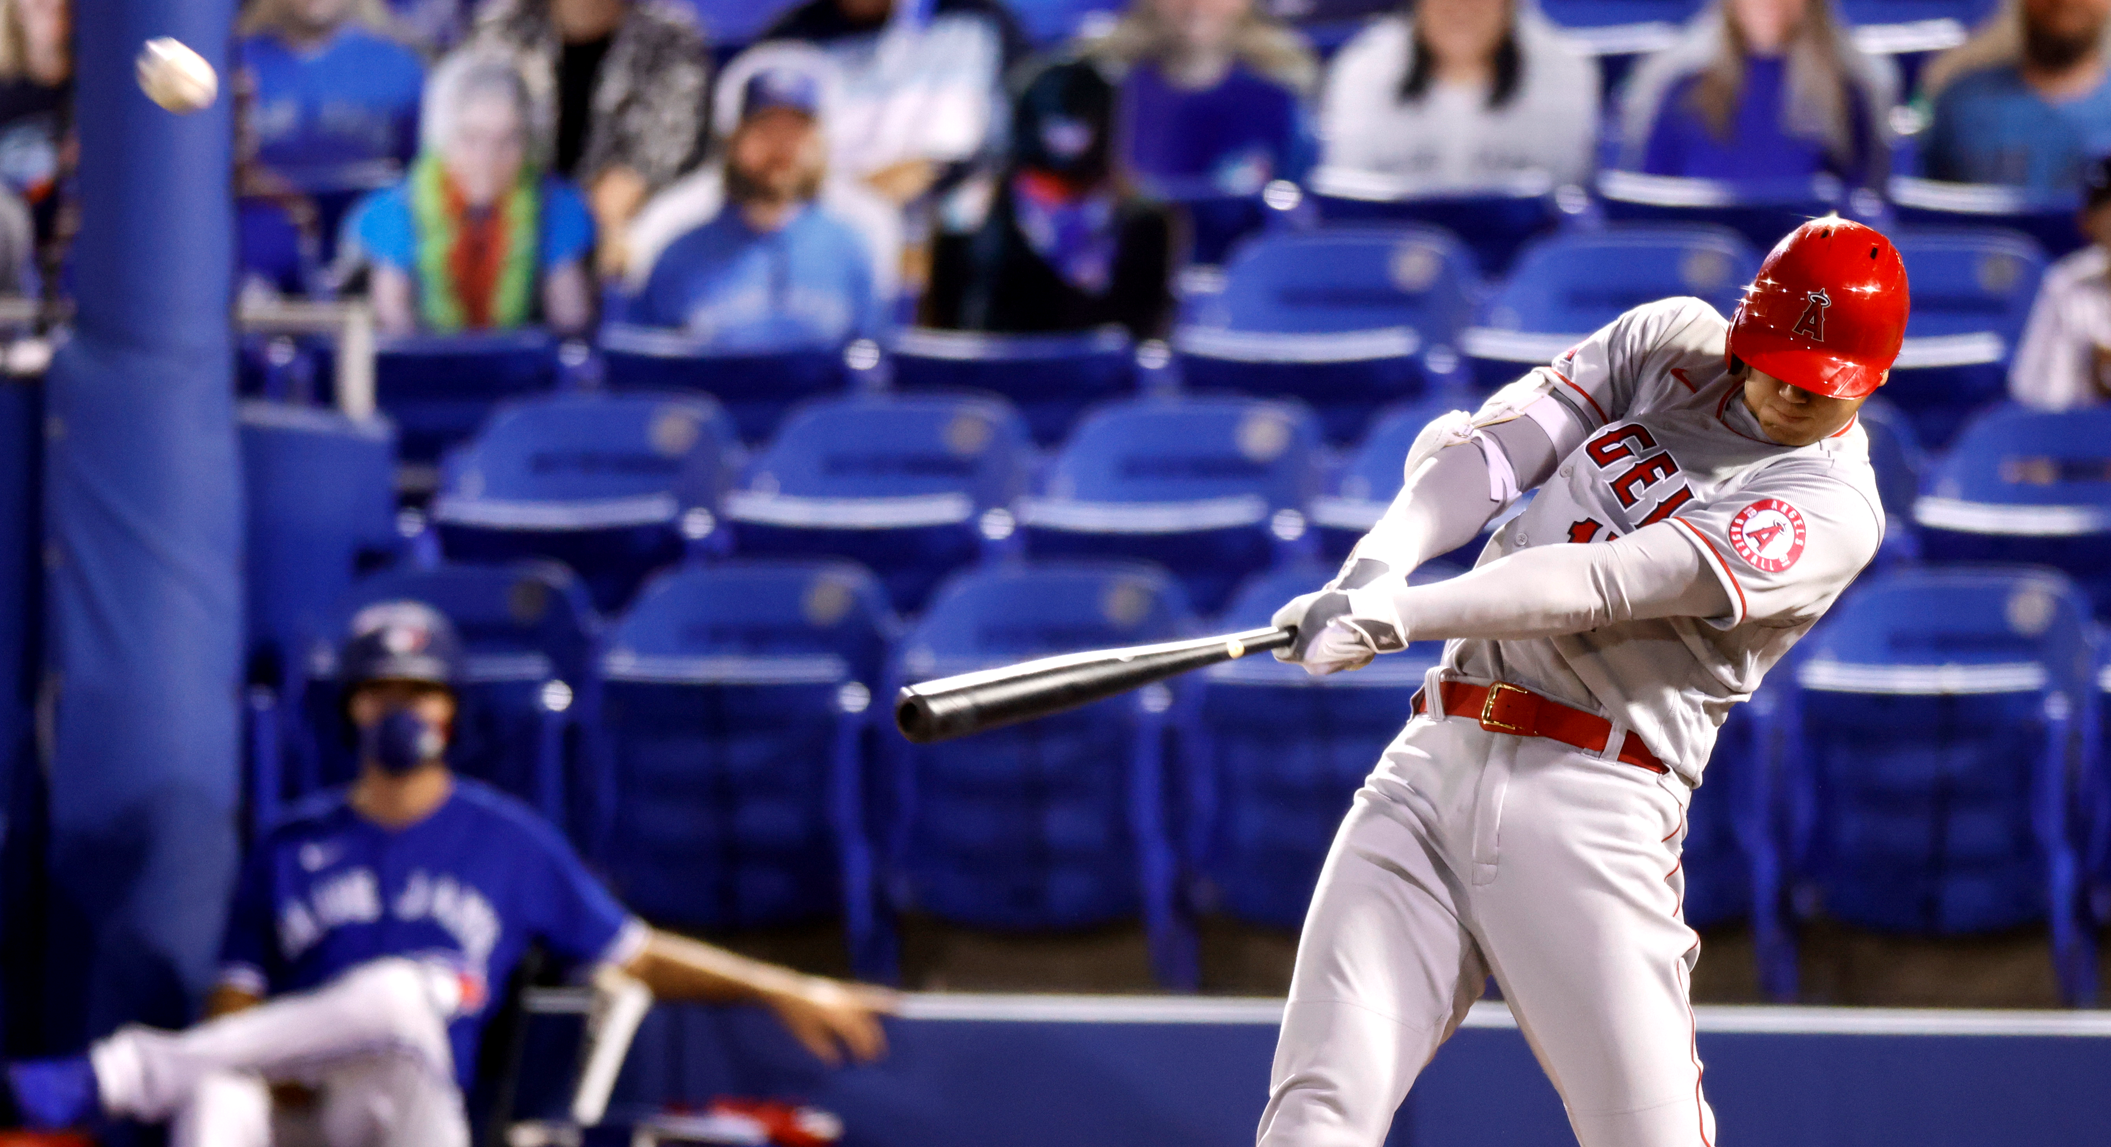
(1550, 368), (1608, 424)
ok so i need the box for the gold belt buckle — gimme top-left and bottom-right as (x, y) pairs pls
(1478, 682), (1534, 735)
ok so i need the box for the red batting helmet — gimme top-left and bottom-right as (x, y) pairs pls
(1727, 217), (1909, 400)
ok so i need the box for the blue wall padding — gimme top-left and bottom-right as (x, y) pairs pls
(0, 381), (35, 811)
(576, 1003), (2111, 1147)
(41, 0), (242, 1039)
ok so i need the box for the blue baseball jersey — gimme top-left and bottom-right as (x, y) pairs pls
(1117, 62), (1314, 200)
(628, 202), (878, 351)
(1922, 64), (2111, 190)
(217, 779), (645, 1090)
(241, 28), (425, 187)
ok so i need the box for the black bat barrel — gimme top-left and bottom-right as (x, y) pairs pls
(894, 627), (1295, 744)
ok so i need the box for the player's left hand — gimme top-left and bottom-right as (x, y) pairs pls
(762, 976), (901, 1066)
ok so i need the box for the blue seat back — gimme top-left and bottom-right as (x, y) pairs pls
(1889, 177), (2086, 261)
(1188, 562), (1449, 927)
(298, 562), (601, 827)
(727, 394), (1033, 611)
(1595, 174), (1841, 251)
(241, 403), (399, 679)
(1480, 224), (1757, 335)
(1004, 0), (1123, 42)
(1895, 229), (2043, 341)
(1918, 406), (2111, 607)
(1307, 184), (1561, 277)
(1040, 396), (1321, 510)
(1537, 0), (1705, 26)
(1886, 230), (2046, 447)
(890, 561), (1193, 932)
(442, 391), (737, 509)
(597, 560), (893, 936)
(1789, 567), (2092, 934)
(1187, 226), (1477, 341)
(598, 323), (851, 443)
(743, 393), (1030, 508)
(679, 0), (803, 44)
(374, 331), (558, 462)
(888, 327), (1136, 446)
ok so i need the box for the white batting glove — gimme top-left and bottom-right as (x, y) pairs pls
(1271, 576), (1408, 678)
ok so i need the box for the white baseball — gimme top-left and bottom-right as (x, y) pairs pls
(136, 37), (218, 114)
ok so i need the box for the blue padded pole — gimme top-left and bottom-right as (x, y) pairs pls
(41, 0), (242, 1040)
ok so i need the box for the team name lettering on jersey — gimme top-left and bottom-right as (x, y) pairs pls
(1568, 422), (1696, 543)
(280, 866), (383, 959)
(276, 864), (501, 971)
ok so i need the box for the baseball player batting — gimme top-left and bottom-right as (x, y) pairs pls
(1259, 217), (1906, 1147)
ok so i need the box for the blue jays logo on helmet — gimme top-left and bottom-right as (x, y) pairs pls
(339, 600), (465, 690)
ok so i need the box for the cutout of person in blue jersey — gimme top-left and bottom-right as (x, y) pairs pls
(1921, 0), (2111, 190)
(238, 0), (425, 195)
(3, 600), (895, 1145)
(626, 67), (880, 353)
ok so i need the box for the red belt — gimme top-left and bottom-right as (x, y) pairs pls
(1414, 680), (1667, 774)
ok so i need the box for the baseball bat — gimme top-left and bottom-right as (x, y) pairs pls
(894, 626), (1296, 744)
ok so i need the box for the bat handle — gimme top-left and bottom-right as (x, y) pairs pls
(1229, 626), (1295, 658)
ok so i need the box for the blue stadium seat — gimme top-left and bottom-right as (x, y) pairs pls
(238, 197), (320, 299)
(1889, 176), (2086, 261)
(240, 402), (399, 682)
(290, 561), (603, 838)
(1775, 567), (2098, 1004)
(1175, 226), (1478, 441)
(1018, 396), (1323, 614)
(1884, 229), (2045, 449)
(1004, 0), (1122, 43)
(1183, 562), (1453, 930)
(884, 560), (1199, 986)
(888, 326), (1135, 446)
(1537, 0), (1703, 28)
(374, 330), (559, 464)
(1461, 224), (1758, 389)
(1305, 170), (1567, 276)
(724, 394), (1032, 613)
(1595, 171), (1845, 252)
(1856, 396), (1929, 566)
(1914, 406), (2111, 612)
(598, 322), (852, 443)
(596, 560), (895, 975)
(679, 0), (803, 45)
(431, 392), (739, 612)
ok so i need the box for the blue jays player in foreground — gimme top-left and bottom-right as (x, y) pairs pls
(1263, 218), (1910, 1146)
(6, 600), (893, 1145)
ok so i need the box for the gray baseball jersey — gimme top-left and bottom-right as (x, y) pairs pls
(1446, 296), (1885, 784)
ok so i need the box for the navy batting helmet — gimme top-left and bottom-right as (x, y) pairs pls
(338, 600), (465, 690)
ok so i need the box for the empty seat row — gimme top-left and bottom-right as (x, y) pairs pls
(271, 217), (2043, 481)
(248, 549), (2111, 1001)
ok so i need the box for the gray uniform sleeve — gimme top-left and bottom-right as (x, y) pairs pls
(1341, 406), (1563, 580)
(1387, 521), (1733, 642)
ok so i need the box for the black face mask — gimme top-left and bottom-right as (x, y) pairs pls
(360, 708), (447, 775)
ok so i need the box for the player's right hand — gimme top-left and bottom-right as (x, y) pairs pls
(1272, 586), (1407, 677)
(762, 975), (901, 1067)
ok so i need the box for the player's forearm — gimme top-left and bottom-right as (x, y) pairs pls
(622, 929), (813, 1004)
(1388, 522), (1731, 642)
(1350, 414), (1561, 579)
(1351, 441), (1501, 575)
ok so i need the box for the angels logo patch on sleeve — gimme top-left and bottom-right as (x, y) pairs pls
(1728, 499), (1807, 573)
